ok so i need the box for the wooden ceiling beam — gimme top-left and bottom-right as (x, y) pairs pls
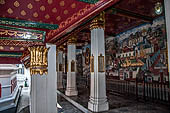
(110, 8), (153, 23)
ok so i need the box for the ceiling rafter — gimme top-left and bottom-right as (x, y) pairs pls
(109, 8), (153, 23)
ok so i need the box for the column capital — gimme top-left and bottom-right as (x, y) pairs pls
(67, 35), (77, 45)
(90, 11), (105, 30)
(57, 45), (64, 51)
(28, 46), (49, 75)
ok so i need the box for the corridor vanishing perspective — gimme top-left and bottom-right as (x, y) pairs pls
(0, 0), (170, 113)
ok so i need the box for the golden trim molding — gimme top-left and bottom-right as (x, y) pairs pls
(90, 11), (105, 30)
(28, 46), (49, 75)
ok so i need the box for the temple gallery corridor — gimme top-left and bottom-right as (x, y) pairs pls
(0, 0), (170, 113)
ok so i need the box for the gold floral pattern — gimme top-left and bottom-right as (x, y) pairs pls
(45, 14), (50, 19)
(52, 8), (57, 13)
(33, 12), (38, 17)
(0, 46), (4, 50)
(10, 47), (14, 50)
(27, 3), (33, 9)
(64, 10), (68, 15)
(20, 47), (24, 50)
(48, 0), (53, 4)
(71, 3), (76, 8)
(21, 10), (26, 16)
(40, 5), (45, 11)
(0, 0), (5, 5)
(14, 1), (20, 7)
(60, 1), (64, 7)
(7, 8), (13, 14)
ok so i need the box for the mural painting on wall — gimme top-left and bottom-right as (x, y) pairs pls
(76, 49), (83, 75)
(82, 44), (91, 76)
(105, 17), (168, 83)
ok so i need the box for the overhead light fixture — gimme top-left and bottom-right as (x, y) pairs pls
(155, 2), (163, 15)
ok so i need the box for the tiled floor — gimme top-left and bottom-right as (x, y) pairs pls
(15, 85), (170, 113)
(16, 87), (30, 113)
(58, 96), (83, 113)
(59, 86), (170, 113)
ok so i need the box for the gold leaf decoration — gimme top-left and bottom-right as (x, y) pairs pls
(71, 3), (76, 8)
(14, 1), (20, 7)
(21, 10), (26, 16)
(0, 0), (5, 4)
(64, 10), (68, 15)
(20, 47), (24, 50)
(45, 14), (50, 19)
(27, 3), (33, 9)
(40, 5), (45, 11)
(60, 1), (64, 7)
(48, 0), (53, 4)
(33, 12), (38, 17)
(56, 16), (61, 21)
(0, 46), (4, 50)
(7, 8), (13, 14)
(52, 8), (57, 13)
(35, 0), (40, 1)
(10, 47), (14, 50)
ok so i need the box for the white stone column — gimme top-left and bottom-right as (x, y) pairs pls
(57, 47), (64, 89)
(88, 12), (109, 112)
(165, 0), (170, 88)
(30, 45), (57, 113)
(65, 36), (78, 96)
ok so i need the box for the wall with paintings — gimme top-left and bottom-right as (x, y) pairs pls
(82, 44), (91, 77)
(105, 17), (169, 82)
(76, 49), (83, 75)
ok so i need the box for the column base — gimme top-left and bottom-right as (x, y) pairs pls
(65, 88), (78, 96)
(88, 97), (109, 112)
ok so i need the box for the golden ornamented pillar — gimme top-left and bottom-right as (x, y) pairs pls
(65, 35), (78, 96)
(88, 12), (109, 112)
(29, 44), (57, 113)
(57, 45), (64, 89)
(28, 46), (49, 75)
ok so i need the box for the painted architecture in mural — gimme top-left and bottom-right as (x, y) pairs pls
(105, 17), (168, 82)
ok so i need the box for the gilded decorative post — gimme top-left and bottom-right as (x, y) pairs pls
(88, 11), (109, 112)
(65, 34), (78, 96)
(90, 11), (105, 30)
(28, 46), (49, 75)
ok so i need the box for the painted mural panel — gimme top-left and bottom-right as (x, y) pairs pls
(105, 17), (168, 83)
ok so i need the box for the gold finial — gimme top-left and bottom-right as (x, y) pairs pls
(28, 46), (50, 76)
(90, 11), (105, 30)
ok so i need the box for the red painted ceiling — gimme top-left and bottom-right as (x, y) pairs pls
(115, 0), (163, 18)
(0, 0), (165, 64)
(0, 0), (119, 41)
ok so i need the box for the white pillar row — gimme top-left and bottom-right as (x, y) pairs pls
(88, 12), (109, 112)
(165, 0), (170, 88)
(30, 44), (57, 113)
(65, 36), (78, 96)
(57, 46), (64, 89)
